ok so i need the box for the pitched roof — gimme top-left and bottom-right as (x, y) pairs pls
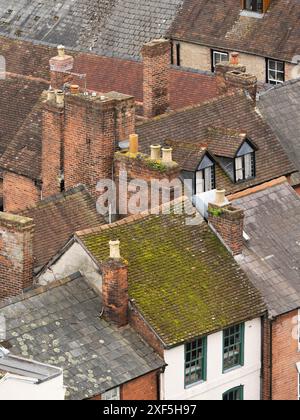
(258, 79), (300, 186)
(233, 182), (300, 318)
(207, 127), (249, 159)
(77, 200), (266, 347)
(0, 73), (48, 177)
(0, 0), (184, 60)
(0, 274), (164, 400)
(19, 185), (105, 270)
(137, 90), (295, 194)
(170, 0), (300, 63)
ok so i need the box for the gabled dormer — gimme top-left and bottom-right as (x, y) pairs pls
(241, 0), (271, 14)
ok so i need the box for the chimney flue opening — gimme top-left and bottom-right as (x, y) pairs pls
(109, 240), (121, 260)
(150, 144), (161, 160)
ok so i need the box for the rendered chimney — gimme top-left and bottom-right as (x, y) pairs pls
(150, 144), (162, 160)
(0, 213), (34, 301)
(208, 201), (245, 256)
(141, 39), (170, 118)
(102, 240), (129, 327)
(129, 134), (139, 154)
(49, 45), (74, 90)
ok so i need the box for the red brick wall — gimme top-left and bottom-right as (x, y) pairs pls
(272, 310), (300, 400)
(130, 307), (164, 358)
(42, 100), (64, 198)
(0, 213), (34, 300)
(208, 204), (245, 255)
(3, 172), (40, 213)
(142, 40), (170, 118)
(262, 317), (271, 400)
(121, 371), (159, 400)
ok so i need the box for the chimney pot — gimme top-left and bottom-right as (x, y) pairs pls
(150, 144), (161, 160)
(129, 134), (139, 154)
(162, 147), (173, 163)
(57, 45), (65, 57)
(109, 240), (121, 259)
(215, 189), (226, 207)
(47, 89), (56, 102)
(230, 52), (239, 65)
(56, 90), (65, 106)
(70, 85), (80, 95)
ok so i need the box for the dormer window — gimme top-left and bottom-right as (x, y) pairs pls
(243, 0), (263, 13)
(234, 142), (255, 182)
(195, 154), (215, 195)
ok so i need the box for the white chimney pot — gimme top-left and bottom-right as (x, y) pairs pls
(150, 145), (161, 161)
(109, 240), (121, 259)
(215, 189), (226, 207)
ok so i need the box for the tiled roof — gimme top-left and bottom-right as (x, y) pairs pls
(19, 185), (105, 270)
(258, 79), (300, 186)
(207, 127), (249, 159)
(0, 73), (48, 178)
(0, 274), (164, 400)
(0, 0), (184, 60)
(233, 182), (300, 318)
(137, 91), (295, 194)
(77, 200), (266, 347)
(170, 0), (300, 63)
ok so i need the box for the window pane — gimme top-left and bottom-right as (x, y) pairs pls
(196, 171), (204, 195)
(185, 338), (206, 386)
(223, 324), (244, 371)
(223, 386), (244, 401)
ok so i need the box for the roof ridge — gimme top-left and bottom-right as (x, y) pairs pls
(76, 196), (188, 237)
(0, 273), (81, 309)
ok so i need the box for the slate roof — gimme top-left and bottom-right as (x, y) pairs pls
(258, 79), (300, 186)
(0, 274), (164, 400)
(233, 182), (300, 318)
(137, 90), (296, 194)
(0, 0), (184, 60)
(170, 0), (300, 63)
(19, 185), (105, 270)
(77, 200), (266, 347)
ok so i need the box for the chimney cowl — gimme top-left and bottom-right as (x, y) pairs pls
(109, 240), (121, 259)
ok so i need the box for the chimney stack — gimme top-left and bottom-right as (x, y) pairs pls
(0, 213), (34, 301)
(49, 45), (74, 90)
(208, 197), (245, 256)
(141, 39), (170, 118)
(216, 52), (246, 96)
(101, 240), (129, 327)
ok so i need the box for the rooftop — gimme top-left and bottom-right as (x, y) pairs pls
(19, 185), (105, 270)
(258, 79), (300, 186)
(232, 182), (300, 318)
(0, 347), (62, 383)
(136, 90), (295, 194)
(0, 274), (164, 400)
(76, 200), (266, 347)
(171, 0), (300, 63)
(0, 0), (184, 60)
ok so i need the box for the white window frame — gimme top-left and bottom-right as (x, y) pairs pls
(267, 59), (285, 85)
(212, 50), (229, 72)
(235, 153), (255, 182)
(102, 387), (120, 400)
(196, 167), (215, 195)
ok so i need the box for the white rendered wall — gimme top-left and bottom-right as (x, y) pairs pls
(0, 373), (65, 400)
(162, 318), (261, 400)
(38, 242), (102, 294)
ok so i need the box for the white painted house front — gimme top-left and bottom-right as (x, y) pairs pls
(160, 318), (261, 400)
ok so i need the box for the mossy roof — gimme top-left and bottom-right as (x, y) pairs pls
(78, 210), (266, 347)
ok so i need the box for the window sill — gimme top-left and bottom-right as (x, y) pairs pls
(223, 365), (244, 375)
(184, 380), (206, 390)
(240, 10), (264, 19)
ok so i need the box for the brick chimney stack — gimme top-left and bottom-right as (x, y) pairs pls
(0, 213), (34, 300)
(208, 190), (245, 256)
(42, 90), (65, 198)
(141, 39), (170, 118)
(101, 240), (129, 327)
(49, 45), (74, 90)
